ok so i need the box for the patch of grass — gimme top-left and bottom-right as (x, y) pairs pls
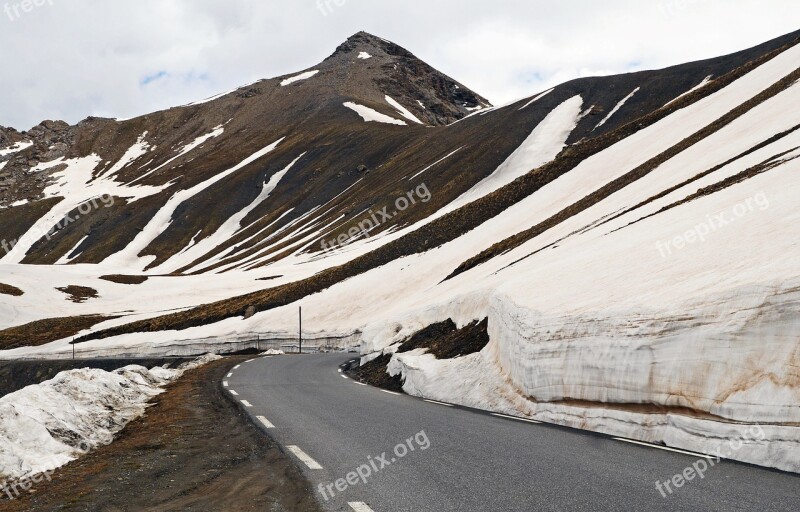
(256, 275), (283, 281)
(56, 285), (99, 303)
(99, 275), (149, 285)
(0, 315), (113, 350)
(0, 283), (24, 296)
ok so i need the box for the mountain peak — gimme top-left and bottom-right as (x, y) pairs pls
(319, 32), (491, 125)
(327, 31), (410, 62)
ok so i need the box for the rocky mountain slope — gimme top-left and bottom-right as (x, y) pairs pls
(1, 29), (799, 473)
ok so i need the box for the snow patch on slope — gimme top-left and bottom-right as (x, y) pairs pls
(98, 132), (151, 179)
(1, 155), (169, 264)
(54, 235), (89, 265)
(0, 142), (33, 158)
(594, 87), (640, 130)
(153, 153), (305, 273)
(343, 102), (407, 125)
(408, 147), (465, 180)
(132, 125), (224, 184)
(280, 70), (319, 86)
(519, 88), (554, 110)
(385, 96), (424, 124)
(665, 75), (714, 107)
(357, 52), (372, 60)
(438, 95), (583, 215)
(103, 139), (285, 270)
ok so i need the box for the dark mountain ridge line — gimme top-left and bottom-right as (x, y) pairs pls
(70, 36), (800, 344)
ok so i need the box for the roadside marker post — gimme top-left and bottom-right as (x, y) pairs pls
(299, 306), (303, 354)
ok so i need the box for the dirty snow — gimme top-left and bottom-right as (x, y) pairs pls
(0, 354), (220, 482)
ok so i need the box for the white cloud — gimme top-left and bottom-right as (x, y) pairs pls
(1, 0), (798, 129)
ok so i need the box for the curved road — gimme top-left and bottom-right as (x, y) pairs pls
(226, 354), (799, 512)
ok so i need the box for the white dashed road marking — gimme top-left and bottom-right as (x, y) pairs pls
(341, 375), (348, 379)
(613, 438), (715, 459)
(229, 390), (239, 396)
(491, 413), (540, 424)
(240, 400), (253, 407)
(256, 416), (275, 429)
(424, 399), (453, 407)
(223, 381), (229, 387)
(287, 446), (323, 469)
(349, 503), (375, 512)
(234, 365), (241, 369)
(382, 390), (400, 396)
(226, 373), (233, 378)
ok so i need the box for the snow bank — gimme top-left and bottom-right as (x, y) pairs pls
(377, 282), (800, 474)
(0, 354), (220, 482)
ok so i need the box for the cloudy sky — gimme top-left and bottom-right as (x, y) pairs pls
(1, 0), (798, 129)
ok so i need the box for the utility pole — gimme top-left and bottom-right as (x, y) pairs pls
(299, 306), (303, 354)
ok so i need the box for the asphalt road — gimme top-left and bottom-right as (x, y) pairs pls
(226, 354), (799, 512)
